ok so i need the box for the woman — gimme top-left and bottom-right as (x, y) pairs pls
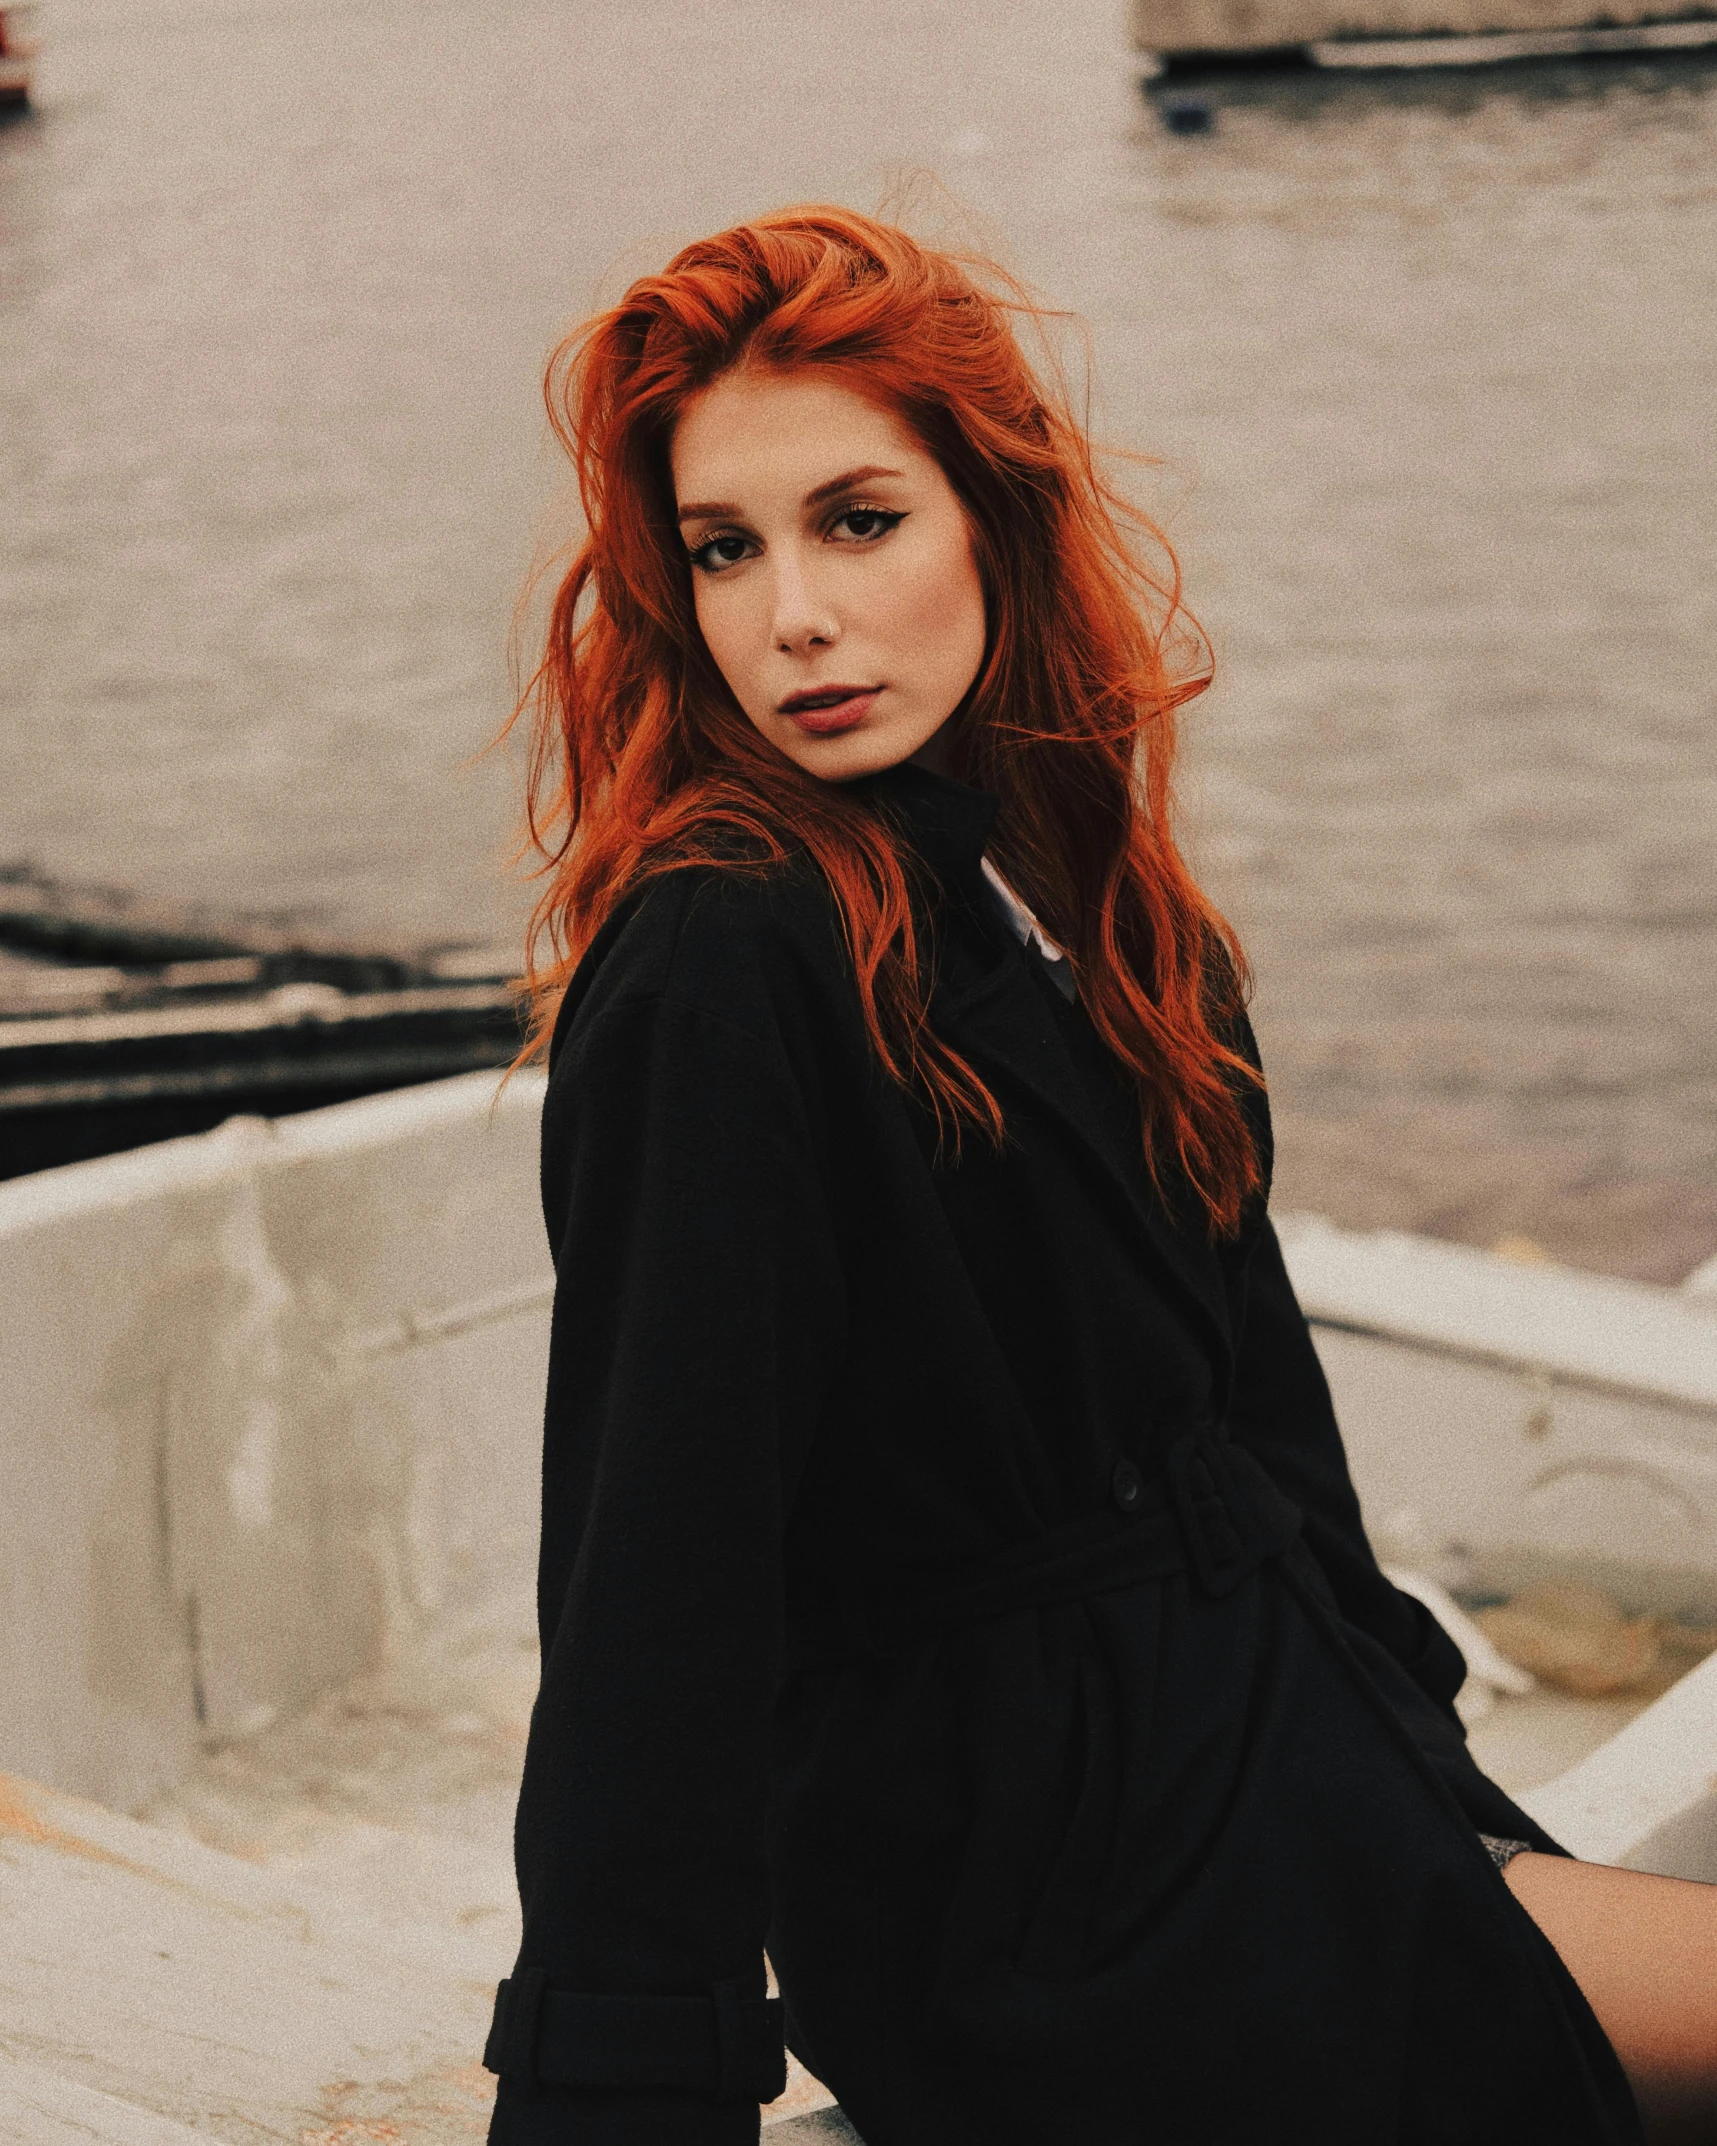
(484, 208), (1716, 2144)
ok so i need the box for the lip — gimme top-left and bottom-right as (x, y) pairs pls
(776, 685), (880, 736)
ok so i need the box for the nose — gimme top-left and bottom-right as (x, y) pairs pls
(769, 550), (839, 656)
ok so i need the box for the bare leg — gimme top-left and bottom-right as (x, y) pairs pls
(1504, 1853), (1717, 2144)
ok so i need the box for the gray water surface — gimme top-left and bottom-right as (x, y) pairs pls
(2, 0), (1714, 1278)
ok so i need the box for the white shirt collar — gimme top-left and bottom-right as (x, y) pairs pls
(980, 855), (1066, 965)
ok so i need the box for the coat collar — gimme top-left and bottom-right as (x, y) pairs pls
(855, 760), (1236, 1369)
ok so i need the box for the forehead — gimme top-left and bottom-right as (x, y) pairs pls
(669, 370), (925, 503)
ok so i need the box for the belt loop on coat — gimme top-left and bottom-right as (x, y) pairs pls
(1167, 1427), (1270, 1597)
(483, 1965), (549, 2083)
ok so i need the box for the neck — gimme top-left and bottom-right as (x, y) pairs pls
(907, 722), (960, 780)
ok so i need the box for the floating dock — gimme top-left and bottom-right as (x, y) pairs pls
(1131, 0), (1717, 72)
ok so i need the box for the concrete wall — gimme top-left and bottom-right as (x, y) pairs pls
(0, 1074), (550, 1813)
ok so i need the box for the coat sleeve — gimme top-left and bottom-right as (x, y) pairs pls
(486, 982), (846, 2146)
(1226, 1216), (1468, 1723)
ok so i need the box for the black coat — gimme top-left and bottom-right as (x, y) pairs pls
(487, 763), (1640, 2146)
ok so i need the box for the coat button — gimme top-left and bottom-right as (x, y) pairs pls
(1111, 1459), (1143, 1514)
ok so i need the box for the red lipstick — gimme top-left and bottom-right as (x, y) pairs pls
(777, 685), (880, 736)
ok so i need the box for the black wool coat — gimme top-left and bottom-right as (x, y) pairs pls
(486, 763), (1640, 2146)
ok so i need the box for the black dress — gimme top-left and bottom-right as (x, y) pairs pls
(485, 762), (1641, 2146)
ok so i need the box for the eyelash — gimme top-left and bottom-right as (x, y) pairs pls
(687, 504), (906, 576)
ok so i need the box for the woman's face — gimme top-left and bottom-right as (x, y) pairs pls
(670, 370), (988, 783)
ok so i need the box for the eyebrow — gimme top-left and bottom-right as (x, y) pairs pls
(676, 464), (905, 526)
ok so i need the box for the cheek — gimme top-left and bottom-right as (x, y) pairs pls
(897, 530), (987, 681)
(692, 580), (754, 696)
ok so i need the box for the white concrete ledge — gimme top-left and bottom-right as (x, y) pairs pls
(1284, 1215), (1717, 1622)
(1520, 1648), (1717, 1877)
(1278, 1211), (1717, 1414)
(0, 1067), (545, 1233)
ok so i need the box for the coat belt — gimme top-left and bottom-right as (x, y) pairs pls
(831, 1429), (1302, 1659)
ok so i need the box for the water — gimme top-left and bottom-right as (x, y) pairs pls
(2, 0), (1714, 1280)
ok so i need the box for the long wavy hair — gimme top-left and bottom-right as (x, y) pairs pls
(511, 205), (1262, 1232)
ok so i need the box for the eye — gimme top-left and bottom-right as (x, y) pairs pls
(687, 531), (757, 575)
(828, 505), (905, 545)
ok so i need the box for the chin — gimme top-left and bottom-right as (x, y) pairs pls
(772, 719), (941, 786)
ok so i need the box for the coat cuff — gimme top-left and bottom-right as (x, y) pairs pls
(483, 1973), (785, 2108)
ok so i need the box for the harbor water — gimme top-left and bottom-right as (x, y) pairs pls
(2, 0), (1714, 1280)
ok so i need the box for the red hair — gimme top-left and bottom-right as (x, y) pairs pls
(512, 205), (1262, 1232)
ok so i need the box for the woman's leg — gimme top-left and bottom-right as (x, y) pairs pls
(1504, 1853), (1717, 2143)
